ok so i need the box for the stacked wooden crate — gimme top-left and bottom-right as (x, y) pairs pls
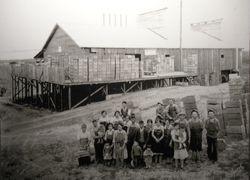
(12, 64), (21, 76)
(182, 96), (197, 119)
(239, 51), (249, 93)
(156, 55), (175, 74)
(183, 54), (198, 75)
(118, 55), (139, 80)
(223, 101), (245, 138)
(78, 58), (88, 82)
(241, 93), (249, 136)
(228, 76), (245, 101)
(88, 55), (98, 82)
(27, 64), (36, 79)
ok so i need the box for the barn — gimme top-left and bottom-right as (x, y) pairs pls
(11, 23), (243, 111)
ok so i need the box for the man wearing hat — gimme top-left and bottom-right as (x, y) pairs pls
(205, 109), (220, 162)
(126, 113), (139, 165)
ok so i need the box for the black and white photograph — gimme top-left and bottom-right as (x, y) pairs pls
(0, 0), (249, 179)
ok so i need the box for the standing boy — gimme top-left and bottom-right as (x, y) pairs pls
(205, 109), (220, 162)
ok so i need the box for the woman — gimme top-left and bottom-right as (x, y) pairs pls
(112, 111), (123, 130)
(113, 123), (128, 168)
(171, 122), (188, 169)
(151, 116), (165, 165)
(76, 123), (91, 166)
(189, 110), (203, 163)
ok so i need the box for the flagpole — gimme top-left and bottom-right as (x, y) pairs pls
(180, 0), (183, 71)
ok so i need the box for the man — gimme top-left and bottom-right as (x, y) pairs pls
(205, 109), (220, 162)
(126, 113), (139, 165)
(156, 102), (164, 118)
(121, 101), (131, 119)
(165, 99), (179, 121)
(135, 120), (148, 150)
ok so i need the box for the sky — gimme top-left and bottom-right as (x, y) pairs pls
(0, 0), (249, 60)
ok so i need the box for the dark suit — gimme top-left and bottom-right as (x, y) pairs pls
(135, 127), (149, 150)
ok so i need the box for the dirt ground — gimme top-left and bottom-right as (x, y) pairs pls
(0, 84), (249, 180)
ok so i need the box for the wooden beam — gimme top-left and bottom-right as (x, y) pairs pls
(68, 86), (71, 109)
(125, 82), (138, 93)
(72, 85), (104, 109)
(11, 75), (14, 102)
(36, 80), (39, 106)
(60, 86), (63, 111)
(50, 97), (56, 110)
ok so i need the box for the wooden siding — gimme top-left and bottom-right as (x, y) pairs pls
(23, 26), (241, 85)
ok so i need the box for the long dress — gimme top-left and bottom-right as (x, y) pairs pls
(171, 129), (188, 160)
(175, 118), (190, 149)
(76, 131), (91, 166)
(189, 118), (203, 152)
(113, 130), (128, 160)
(105, 129), (114, 145)
(151, 125), (164, 155)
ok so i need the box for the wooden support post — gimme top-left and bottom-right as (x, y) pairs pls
(88, 85), (92, 104)
(21, 78), (23, 102)
(48, 83), (51, 109)
(36, 80), (39, 106)
(140, 81), (143, 90)
(11, 75), (14, 102)
(122, 83), (126, 94)
(53, 84), (57, 111)
(41, 82), (44, 107)
(68, 86), (71, 109)
(30, 80), (33, 104)
(17, 77), (20, 102)
(60, 86), (63, 111)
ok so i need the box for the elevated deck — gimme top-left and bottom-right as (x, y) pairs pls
(11, 64), (197, 111)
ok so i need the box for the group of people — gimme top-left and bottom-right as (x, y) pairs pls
(77, 100), (220, 170)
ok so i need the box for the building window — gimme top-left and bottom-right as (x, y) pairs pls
(221, 54), (224, 58)
(165, 54), (170, 57)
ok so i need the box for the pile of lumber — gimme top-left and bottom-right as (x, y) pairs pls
(239, 51), (249, 93)
(182, 96), (197, 119)
(223, 100), (245, 138)
(228, 75), (245, 101)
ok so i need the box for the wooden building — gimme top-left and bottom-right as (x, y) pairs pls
(11, 24), (243, 111)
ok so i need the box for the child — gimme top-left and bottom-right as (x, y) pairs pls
(105, 123), (114, 144)
(113, 123), (128, 168)
(131, 141), (143, 168)
(94, 123), (106, 164)
(143, 146), (154, 169)
(103, 143), (113, 166)
(171, 122), (188, 170)
(76, 123), (91, 166)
